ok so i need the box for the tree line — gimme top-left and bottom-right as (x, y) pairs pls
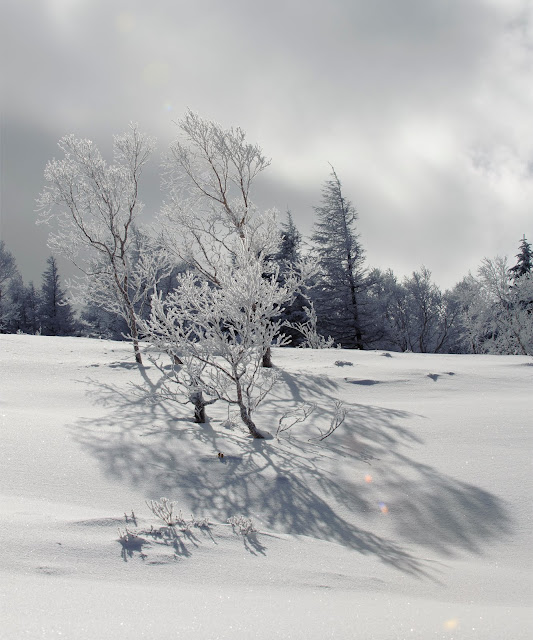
(1, 113), (532, 361)
(0, 249), (77, 336)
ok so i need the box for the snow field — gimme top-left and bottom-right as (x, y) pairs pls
(0, 334), (531, 639)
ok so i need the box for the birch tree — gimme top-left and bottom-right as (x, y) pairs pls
(37, 124), (162, 363)
(142, 238), (296, 438)
(160, 109), (282, 366)
(143, 111), (299, 437)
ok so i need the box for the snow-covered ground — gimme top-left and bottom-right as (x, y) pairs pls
(1, 334), (531, 639)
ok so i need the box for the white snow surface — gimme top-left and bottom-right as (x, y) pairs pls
(0, 334), (531, 639)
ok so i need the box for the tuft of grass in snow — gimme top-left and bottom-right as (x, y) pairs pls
(227, 515), (257, 535)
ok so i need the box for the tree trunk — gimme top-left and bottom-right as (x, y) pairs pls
(239, 404), (265, 438)
(233, 365), (265, 439)
(119, 270), (143, 364)
(191, 391), (207, 423)
(262, 346), (272, 368)
(234, 376), (265, 438)
(132, 338), (142, 363)
(131, 327), (143, 364)
(125, 297), (143, 364)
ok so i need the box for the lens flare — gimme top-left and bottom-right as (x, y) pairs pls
(444, 618), (459, 630)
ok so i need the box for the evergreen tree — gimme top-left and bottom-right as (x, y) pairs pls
(311, 167), (366, 349)
(24, 282), (41, 334)
(80, 302), (129, 339)
(509, 235), (532, 280)
(4, 274), (26, 333)
(273, 211), (308, 346)
(0, 242), (20, 333)
(277, 210), (301, 265)
(39, 256), (77, 336)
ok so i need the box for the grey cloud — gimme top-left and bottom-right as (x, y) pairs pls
(1, 0), (532, 290)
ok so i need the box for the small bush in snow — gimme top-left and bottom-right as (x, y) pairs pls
(310, 400), (347, 442)
(276, 403), (316, 439)
(188, 515), (211, 528)
(146, 498), (211, 530)
(286, 304), (335, 349)
(117, 527), (141, 546)
(227, 515), (256, 535)
(146, 498), (186, 527)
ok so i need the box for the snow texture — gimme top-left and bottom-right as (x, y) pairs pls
(0, 334), (531, 639)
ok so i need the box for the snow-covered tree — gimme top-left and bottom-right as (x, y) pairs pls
(39, 256), (77, 336)
(143, 111), (300, 437)
(365, 267), (461, 353)
(160, 109), (274, 281)
(311, 167), (366, 349)
(276, 210), (301, 266)
(37, 124), (165, 362)
(23, 282), (41, 335)
(399, 267), (460, 353)
(143, 237), (296, 438)
(272, 211), (308, 346)
(0, 242), (21, 332)
(458, 256), (533, 355)
(509, 235), (532, 280)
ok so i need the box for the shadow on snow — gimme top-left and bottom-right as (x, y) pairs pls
(72, 362), (514, 579)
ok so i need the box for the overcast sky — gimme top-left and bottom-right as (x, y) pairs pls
(2, 0), (532, 289)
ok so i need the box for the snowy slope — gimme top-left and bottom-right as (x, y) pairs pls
(1, 334), (531, 639)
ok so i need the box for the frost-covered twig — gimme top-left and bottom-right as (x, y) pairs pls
(276, 403), (316, 438)
(310, 400), (347, 441)
(285, 304), (335, 348)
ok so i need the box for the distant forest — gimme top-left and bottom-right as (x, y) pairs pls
(2, 114), (532, 357)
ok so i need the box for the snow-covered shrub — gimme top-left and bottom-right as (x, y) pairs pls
(146, 498), (186, 527)
(276, 403), (316, 439)
(310, 400), (347, 442)
(286, 304), (335, 348)
(227, 515), (257, 535)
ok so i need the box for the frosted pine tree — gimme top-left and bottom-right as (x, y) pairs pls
(39, 256), (77, 336)
(311, 167), (366, 349)
(509, 235), (532, 280)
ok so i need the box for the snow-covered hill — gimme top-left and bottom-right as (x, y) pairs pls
(1, 334), (531, 639)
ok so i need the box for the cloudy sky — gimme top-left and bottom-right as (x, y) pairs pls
(2, 0), (532, 289)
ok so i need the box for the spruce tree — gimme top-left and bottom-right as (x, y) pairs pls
(24, 283), (41, 334)
(39, 256), (77, 336)
(509, 235), (532, 280)
(311, 167), (366, 349)
(273, 211), (308, 346)
(277, 210), (301, 265)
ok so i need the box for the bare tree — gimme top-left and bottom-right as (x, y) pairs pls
(37, 124), (162, 363)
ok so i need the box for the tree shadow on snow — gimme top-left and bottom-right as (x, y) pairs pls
(72, 363), (514, 579)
